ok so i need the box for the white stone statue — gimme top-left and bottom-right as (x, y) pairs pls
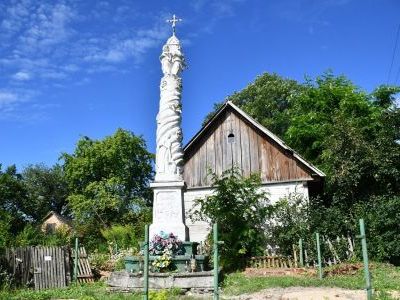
(155, 33), (186, 182)
(150, 15), (189, 241)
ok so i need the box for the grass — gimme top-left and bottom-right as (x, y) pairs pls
(1, 263), (399, 299)
(0, 282), (187, 300)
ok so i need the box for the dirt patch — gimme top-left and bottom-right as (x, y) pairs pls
(244, 263), (365, 278)
(223, 287), (367, 300)
(324, 263), (363, 277)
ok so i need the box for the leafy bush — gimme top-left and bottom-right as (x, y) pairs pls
(14, 224), (44, 246)
(354, 195), (400, 265)
(191, 169), (269, 271)
(14, 224), (72, 247)
(43, 225), (72, 246)
(265, 193), (309, 256)
(89, 248), (135, 274)
(100, 224), (139, 255)
(0, 264), (13, 290)
(89, 251), (113, 272)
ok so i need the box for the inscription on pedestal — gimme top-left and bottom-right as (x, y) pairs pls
(154, 191), (181, 221)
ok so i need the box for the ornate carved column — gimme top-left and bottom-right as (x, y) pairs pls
(150, 18), (189, 241)
(155, 35), (185, 182)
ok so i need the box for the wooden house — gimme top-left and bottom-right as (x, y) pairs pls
(183, 101), (325, 242)
(41, 211), (72, 234)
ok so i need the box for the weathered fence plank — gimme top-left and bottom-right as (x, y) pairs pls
(248, 256), (295, 269)
(72, 247), (94, 283)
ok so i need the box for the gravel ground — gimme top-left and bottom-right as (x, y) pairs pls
(221, 287), (367, 300)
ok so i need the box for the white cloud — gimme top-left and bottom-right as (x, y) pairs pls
(1, 1), (170, 80)
(0, 92), (18, 107)
(0, 88), (48, 122)
(16, 3), (76, 54)
(0, 88), (33, 114)
(83, 20), (169, 65)
(0, 1), (184, 121)
(12, 71), (31, 81)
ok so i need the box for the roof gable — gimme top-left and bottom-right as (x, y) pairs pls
(183, 101), (325, 188)
(42, 210), (72, 226)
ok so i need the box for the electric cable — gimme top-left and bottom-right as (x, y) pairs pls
(387, 22), (400, 84)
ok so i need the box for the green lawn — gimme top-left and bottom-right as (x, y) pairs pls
(0, 282), (190, 300)
(1, 263), (399, 300)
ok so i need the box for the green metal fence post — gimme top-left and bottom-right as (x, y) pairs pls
(316, 233), (322, 280)
(213, 223), (219, 300)
(299, 238), (304, 267)
(143, 225), (149, 300)
(358, 219), (372, 300)
(74, 237), (79, 284)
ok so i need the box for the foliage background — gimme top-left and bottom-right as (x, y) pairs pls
(0, 129), (153, 253)
(206, 72), (400, 265)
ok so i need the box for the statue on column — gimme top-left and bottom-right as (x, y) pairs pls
(150, 14), (189, 242)
(155, 32), (186, 182)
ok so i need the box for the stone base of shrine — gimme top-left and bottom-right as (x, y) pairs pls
(149, 180), (189, 241)
(107, 270), (214, 291)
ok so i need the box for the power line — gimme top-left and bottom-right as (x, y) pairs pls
(395, 65), (400, 85)
(394, 66), (400, 85)
(387, 22), (400, 84)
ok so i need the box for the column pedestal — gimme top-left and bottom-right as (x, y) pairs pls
(149, 181), (189, 241)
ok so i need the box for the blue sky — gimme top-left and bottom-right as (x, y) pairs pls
(1, 0), (399, 170)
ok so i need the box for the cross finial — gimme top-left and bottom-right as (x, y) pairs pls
(166, 14), (182, 35)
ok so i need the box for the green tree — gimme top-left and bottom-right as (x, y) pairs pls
(372, 85), (400, 108)
(0, 210), (13, 248)
(285, 73), (378, 164)
(204, 73), (302, 137)
(61, 128), (154, 246)
(0, 165), (27, 233)
(20, 164), (69, 221)
(191, 169), (269, 271)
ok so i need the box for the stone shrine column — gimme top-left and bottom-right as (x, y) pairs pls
(149, 16), (189, 241)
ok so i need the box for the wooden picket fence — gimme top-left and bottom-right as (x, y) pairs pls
(72, 247), (94, 283)
(1, 246), (93, 290)
(248, 236), (356, 269)
(248, 255), (296, 268)
(3, 247), (33, 287)
(32, 246), (71, 290)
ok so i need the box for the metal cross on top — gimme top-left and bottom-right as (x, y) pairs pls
(166, 14), (182, 35)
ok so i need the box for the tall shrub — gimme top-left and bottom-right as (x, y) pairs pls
(191, 169), (269, 271)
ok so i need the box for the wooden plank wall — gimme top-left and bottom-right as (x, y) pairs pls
(183, 108), (313, 188)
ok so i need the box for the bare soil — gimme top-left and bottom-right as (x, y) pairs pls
(222, 286), (367, 300)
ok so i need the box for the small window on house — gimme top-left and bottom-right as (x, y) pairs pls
(46, 223), (56, 234)
(228, 133), (235, 144)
